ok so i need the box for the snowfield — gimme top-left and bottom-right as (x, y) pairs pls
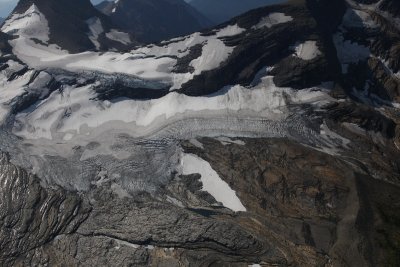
(12, 75), (331, 141)
(181, 153), (247, 212)
(2, 4), (50, 43)
(1, 4), (247, 90)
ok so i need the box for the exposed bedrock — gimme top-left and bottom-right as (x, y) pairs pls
(0, 152), (91, 266)
(1, 131), (400, 266)
(181, 137), (400, 266)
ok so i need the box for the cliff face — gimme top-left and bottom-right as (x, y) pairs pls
(97, 0), (212, 43)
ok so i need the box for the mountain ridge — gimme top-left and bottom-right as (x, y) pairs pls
(97, 0), (213, 43)
(188, 0), (283, 24)
(2, 0), (136, 53)
(0, 0), (399, 266)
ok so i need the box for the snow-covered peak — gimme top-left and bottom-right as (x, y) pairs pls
(1, 4), (49, 43)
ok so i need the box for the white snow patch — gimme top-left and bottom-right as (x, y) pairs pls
(114, 240), (140, 250)
(292, 41), (321, 60)
(252, 13), (293, 29)
(1, 4), (49, 42)
(215, 24), (245, 37)
(86, 17), (104, 50)
(190, 38), (234, 76)
(166, 196), (184, 208)
(189, 139), (204, 149)
(106, 29), (131, 45)
(181, 153), (246, 212)
(217, 137), (246, 146)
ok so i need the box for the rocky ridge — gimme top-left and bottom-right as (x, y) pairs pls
(97, 0), (212, 43)
(4, 0), (136, 53)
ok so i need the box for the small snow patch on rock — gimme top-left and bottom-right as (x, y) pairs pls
(252, 13), (293, 29)
(292, 41), (321, 60)
(180, 153), (246, 212)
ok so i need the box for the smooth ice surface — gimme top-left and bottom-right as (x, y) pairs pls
(181, 153), (246, 212)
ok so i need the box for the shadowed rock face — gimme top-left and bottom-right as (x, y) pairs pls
(97, 0), (212, 43)
(188, 0), (283, 24)
(0, 32), (12, 55)
(178, 1), (346, 96)
(10, 0), (136, 52)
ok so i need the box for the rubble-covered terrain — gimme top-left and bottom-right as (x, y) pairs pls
(0, 0), (399, 266)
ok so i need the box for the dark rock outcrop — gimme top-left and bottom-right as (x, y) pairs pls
(181, 137), (400, 266)
(8, 0), (136, 52)
(188, 0), (282, 24)
(97, 0), (212, 43)
(0, 152), (90, 266)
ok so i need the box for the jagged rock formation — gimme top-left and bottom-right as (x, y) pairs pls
(0, 32), (11, 55)
(0, 153), (90, 266)
(96, 0), (212, 43)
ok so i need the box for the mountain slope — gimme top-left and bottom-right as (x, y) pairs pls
(1, 0), (135, 53)
(188, 0), (283, 24)
(0, 0), (399, 266)
(97, 0), (212, 42)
